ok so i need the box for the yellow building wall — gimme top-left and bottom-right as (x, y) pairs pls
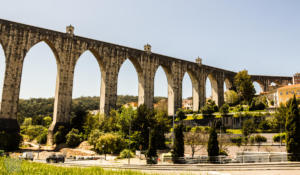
(277, 85), (300, 105)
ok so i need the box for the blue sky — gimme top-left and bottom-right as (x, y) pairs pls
(0, 0), (299, 99)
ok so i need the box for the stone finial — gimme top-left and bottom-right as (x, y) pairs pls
(66, 25), (74, 35)
(144, 43), (151, 54)
(196, 57), (202, 65)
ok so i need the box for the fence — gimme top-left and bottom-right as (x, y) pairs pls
(161, 152), (290, 164)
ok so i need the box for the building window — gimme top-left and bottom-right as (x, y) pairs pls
(286, 91), (289, 95)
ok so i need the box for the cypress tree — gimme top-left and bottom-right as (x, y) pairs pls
(172, 124), (184, 163)
(207, 126), (219, 163)
(146, 128), (157, 164)
(285, 95), (300, 161)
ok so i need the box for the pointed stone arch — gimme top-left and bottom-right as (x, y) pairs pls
(117, 56), (144, 106)
(206, 73), (219, 105)
(182, 70), (200, 112)
(154, 64), (174, 115)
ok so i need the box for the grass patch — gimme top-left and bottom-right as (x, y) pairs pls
(0, 157), (162, 175)
(226, 129), (242, 135)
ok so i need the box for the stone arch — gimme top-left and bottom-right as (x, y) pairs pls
(117, 56), (144, 106)
(224, 78), (233, 91)
(25, 39), (60, 66)
(0, 42), (5, 103)
(19, 40), (59, 124)
(253, 81), (264, 94)
(72, 49), (102, 100)
(182, 70), (200, 112)
(206, 73), (219, 105)
(154, 64), (174, 115)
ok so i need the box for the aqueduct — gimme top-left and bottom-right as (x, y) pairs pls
(0, 19), (292, 144)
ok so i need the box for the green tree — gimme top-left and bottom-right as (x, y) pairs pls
(95, 133), (125, 160)
(285, 95), (300, 161)
(201, 99), (218, 115)
(219, 103), (229, 116)
(224, 90), (239, 106)
(242, 119), (256, 146)
(184, 130), (208, 158)
(234, 70), (255, 103)
(22, 118), (32, 126)
(207, 126), (219, 163)
(146, 128), (157, 164)
(66, 128), (82, 147)
(172, 124), (184, 163)
(43, 116), (52, 127)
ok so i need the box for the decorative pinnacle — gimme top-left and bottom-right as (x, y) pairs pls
(66, 25), (74, 35)
(144, 43), (151, 54)
(196, 57), (202, 65)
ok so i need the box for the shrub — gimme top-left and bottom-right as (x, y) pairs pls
(219, 149), (228, 156)
(219, 103), (229, 115)
(66, 129), (82, 147)
(95, 133), (125, 154)
(88, 129), (103, 147)
(21, 125), (47, 141)
(37, 130), (48, 144)
(22, 118), (32, 126)
(54, 126), (68, 144)
(119, 149), (134, 159)
(251, 134), (267, 145)
(230, 136), (243, 147)
(258, 119), (272, 131)
(273, 133), (286, 143)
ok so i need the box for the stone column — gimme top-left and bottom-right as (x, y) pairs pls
(199, 74), (206, 109)
(168, 64), (183, 116)
(0, 56), (23, 131)
(100, 68), (118, 115)
(47, 43), (77, 145)
(217, 78), (225, 107)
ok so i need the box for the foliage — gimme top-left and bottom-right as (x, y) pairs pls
(234, 70), (255, 103)
(258, 119), (273, 131)
(37, 131), (48, 144)
(0, 157), (156, 175)
(207, 127), (219, 162)
(250, 134), (267, 144)
(82, 113), (101, 140)
(22, 117), (32, 126)
(242, 119), (256, 138)
(224, 90), (239, 106)
(285, 95), (300, 161)
(43, 116), (52, 127)
(119, 149), (134, 159)
(249, 97), (267, 111)
(53, 126), (68, 144)
(219, 103), (229, 116)
(0, 131), (22, 151)
(66, 128), (82, 147)
(230, 136), (243, 147)
(172, 124), (184, 163)
(250, 134), (267, 151)
(21, 125), (48, 141)
(274, 103), (288, 131)
(88, 129), (103, 147)
(191, 126), (210, 133)
(95, 133), (125, 155)
(184, 130), (208, 158)
(273, 133), (286, 143)
(201, 99), (218, 115)
(146, 129), (157, 162)
(226, 129), (242, 135)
